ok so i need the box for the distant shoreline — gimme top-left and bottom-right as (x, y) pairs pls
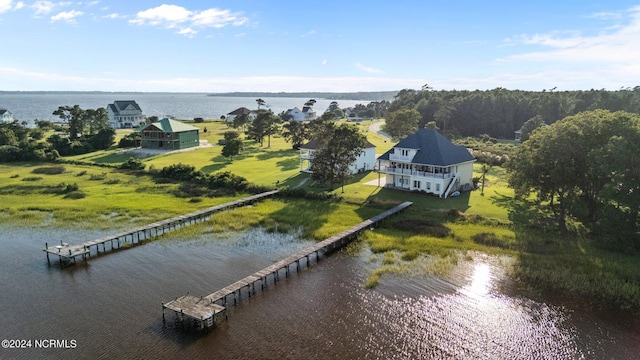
(0, 90), (398, 101)
(206, 91), (398, 101)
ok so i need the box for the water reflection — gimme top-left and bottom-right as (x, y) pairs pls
(462, 262), (492, 298)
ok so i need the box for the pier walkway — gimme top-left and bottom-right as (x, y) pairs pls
(162, 201), (413, 330)
(43, 190), (279, 266)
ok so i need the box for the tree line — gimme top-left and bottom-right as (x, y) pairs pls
(386, 87), (640, 139)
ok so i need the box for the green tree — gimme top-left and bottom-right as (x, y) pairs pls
(281, 120), (308, 149)
(518, 115), (546, 142)
(508, 110), (640, 241)
(232, 113), (250, 132)
(89, 128), (115, 150)
(310, 123), (366, 192)
(53, 105), (84, 140)
(385, 108), (420, 140)
(0, 127), (19, 146)
(221, 131), (243, 160)
(247, 111), (279, 147)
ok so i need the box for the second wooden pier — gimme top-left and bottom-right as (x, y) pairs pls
(162, 201), (413, 330)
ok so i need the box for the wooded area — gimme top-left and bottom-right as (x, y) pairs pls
(388, 87), (640, 139)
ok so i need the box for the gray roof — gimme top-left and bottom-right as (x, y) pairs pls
(227, 107), (253, 115)
(108, 100), (142, 112)
(378, 128), (475, 166)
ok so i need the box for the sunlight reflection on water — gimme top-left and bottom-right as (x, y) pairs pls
(369, 259), (583, 359)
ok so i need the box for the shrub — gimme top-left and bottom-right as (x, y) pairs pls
(32, 166), (66, 175)
(22, 176), (42, 182)
(119, 157), (145, 170)
(118, 133), (140, 148)
(89, 173), (107, 180)
(471, 232), (512, 249)
(159, 163), (196, 181)
(393, 219), (451, 238)
(64, 191), (86, 199)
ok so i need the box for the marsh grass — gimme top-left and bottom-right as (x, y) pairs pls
(0, 163), (247, 229)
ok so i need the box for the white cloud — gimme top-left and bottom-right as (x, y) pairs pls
(177, 27), (197, 37)
(355, 63), (383, 74)
(0, 0), (13, 13)
(31, 1), (56, 15)
(322, 59), (327, 66)
(300, 29), (316, 37)
(51, 9), (82, 23)
(102, 12), (123, 19)
(500, 6), (640, 64)
(192, 8), (246, 28)
(130, 4), (248, 36)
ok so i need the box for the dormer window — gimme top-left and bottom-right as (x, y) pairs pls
(399, 149), (409, 157)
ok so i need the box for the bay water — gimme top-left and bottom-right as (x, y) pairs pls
(0, 225), (638, 359)
(0, 92), (370, 124)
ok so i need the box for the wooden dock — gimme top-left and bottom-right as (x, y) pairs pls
(43, 190), (279, 266)
(162, 201), (413, 330)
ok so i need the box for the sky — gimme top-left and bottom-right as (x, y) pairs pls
(1, 0), (640, 92)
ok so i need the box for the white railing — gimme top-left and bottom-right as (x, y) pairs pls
(379, 166), (453, 179)
(388, 154), (413, 162)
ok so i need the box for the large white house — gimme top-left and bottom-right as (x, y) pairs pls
(0, 108), (15, 124)
(299, 139), (376, 174)
(286, 106), (317, 121)
(107, 100), (146, 129)
(377, 128), (476, 198)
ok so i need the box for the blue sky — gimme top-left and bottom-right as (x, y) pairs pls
(1, 1), (640, 92)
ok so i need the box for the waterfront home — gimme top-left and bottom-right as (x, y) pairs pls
(299, 139), (376, 174)
(107, 100), (146, 129)
(285, 106), (317, 121)
(226, 107), (258, 123)
(137, 118), (200, 150)
(0, 108), (14, 123)
(377, 128), (476, 197)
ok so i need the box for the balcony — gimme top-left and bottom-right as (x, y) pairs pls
(388, 153), (413, 162)
(379, 166), (453, 179)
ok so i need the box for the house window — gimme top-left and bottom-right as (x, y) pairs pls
(413, 180), (421, 189)
(436, 184), (441, 192)
(401, 149), (409, 157)
(426, 182), (431, 190)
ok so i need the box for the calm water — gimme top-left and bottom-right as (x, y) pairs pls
(0, 92), (368, 124)
(0, 225), (638, 359)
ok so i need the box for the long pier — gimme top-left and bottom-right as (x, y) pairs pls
(43, 190), (279, 266)
(162, 201), (413, 330)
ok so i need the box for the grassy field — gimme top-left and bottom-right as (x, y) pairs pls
(2, 119), (639, 311)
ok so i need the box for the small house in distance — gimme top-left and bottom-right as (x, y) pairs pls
(137, 118), (200, 150)
(286, 106), (317, 121)
(226, 107), (258, 123)
(107, 100), (146, 129)
(299, 139), (376, 174)
(377, 128), (476, 198)
(0, 108), (15, 124)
